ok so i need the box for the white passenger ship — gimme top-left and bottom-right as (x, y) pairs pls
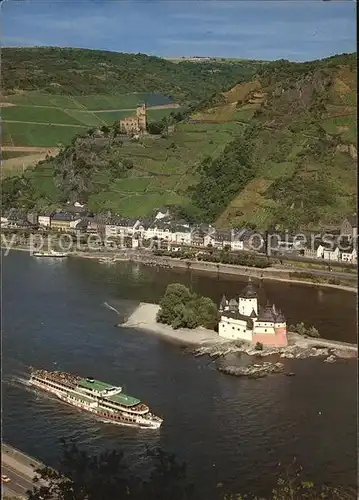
(29, 369), (162, 429)
(33, 250), (68, 258)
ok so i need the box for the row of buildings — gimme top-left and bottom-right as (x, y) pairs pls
(303, 241), (357, 264)
(1, 204), (254, 251)
(301, 216), (357, 264)
(1, 205), (357, 263)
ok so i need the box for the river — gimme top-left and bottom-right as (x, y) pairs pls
(2, 251), (357, 497)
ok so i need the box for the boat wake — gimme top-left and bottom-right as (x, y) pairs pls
(104, 302), (121, 315)
(6, 375), (31, 390)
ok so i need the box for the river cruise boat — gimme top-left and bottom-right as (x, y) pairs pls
(29, 369), (162, 429)
(33, 250), (68, 258)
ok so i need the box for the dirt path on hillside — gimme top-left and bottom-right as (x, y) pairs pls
(3, 120), (87, 128)
(1, 103), (180, 112)
(2, 148), (60, 177)
(2, 152), (57, 172)
(2, 146), (59, 153)
(92, 103), (181, 113)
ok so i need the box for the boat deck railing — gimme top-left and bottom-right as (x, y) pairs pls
(33, 370), (81, 388)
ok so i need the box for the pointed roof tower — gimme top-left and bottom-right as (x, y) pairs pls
(239, 277), (257, 299)
(258, 302), (276, 322)
(275, 308), (286, 322)
(228, 298), (238, 312)
(219, 294), (227, 311)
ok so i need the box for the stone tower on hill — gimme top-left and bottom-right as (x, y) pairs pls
(119, 104), (147, 135)
(136, 103), (147, 131)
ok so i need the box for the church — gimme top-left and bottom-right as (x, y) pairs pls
(218, 279), (288, 347)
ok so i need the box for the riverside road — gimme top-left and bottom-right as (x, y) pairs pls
(1, 443), (44, 499)
(73, 249), (356, 285)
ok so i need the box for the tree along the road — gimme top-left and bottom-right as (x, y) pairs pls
(27, 441), (356, 500)
(27, 439), (194, 500)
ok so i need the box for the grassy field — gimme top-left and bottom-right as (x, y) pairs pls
(1, 91), (180, 149)
(2, 150), (35, 160)
(2, 105), (84, 125)
(2, 122), (88, 148)
(2, 91), (173, 109)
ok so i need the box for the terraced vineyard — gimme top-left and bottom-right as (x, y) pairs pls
(89, 121), (243, 215)
(11, 116), (245, 216)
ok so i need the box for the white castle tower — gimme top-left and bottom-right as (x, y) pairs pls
(238, 278), (258, 317)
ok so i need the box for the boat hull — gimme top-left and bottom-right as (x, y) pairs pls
(33, 254), (68, 258)
(29, 377), (161, 430)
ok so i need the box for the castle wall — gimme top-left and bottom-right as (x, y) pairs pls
(218, 317), (251, 341)
(253, 325), (276, 335)
(120, 116), (140, 134)
(252, 328), (288, 347)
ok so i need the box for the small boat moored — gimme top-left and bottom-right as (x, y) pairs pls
(33, 250), (68, 258)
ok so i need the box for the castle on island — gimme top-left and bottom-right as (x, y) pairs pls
(119, 104), (147, 135)
(218, 279), (288, 347)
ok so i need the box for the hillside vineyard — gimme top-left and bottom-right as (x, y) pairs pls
(1, 50), (356, 230)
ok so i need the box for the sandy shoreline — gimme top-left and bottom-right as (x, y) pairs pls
(3, 246), (357, 293)
(120, 302), (357, 354)
(121, 302), (226, 346)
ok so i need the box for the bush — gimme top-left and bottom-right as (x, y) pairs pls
(289, 322), (320, 338)
(156, 283), (217, 330)
(255, 342), (263, 351)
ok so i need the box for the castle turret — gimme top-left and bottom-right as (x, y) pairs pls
(238, 278), (258, 317)
(257, 302), (275, 322)
(273, 307), (287, 346)
(136, 103), (147, 132)
(228, 298), (238, 312)
(219, 294), (227, 312)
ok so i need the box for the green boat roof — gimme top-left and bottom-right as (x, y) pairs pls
(78, 378), (118, 392)
(107, 392), (140, 407)
(77, 378), (141, 407)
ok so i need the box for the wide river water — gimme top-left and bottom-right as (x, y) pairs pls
(2, 251), (357, 497)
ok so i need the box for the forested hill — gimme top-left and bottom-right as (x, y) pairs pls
(2, 47), (265, 103)
(2, 52), (356, 230)
(189, 52), (357, 230)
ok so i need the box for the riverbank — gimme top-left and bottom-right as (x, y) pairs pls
(73, 251), (358, 292)
(120, 302), (357, 365)
(3, 246), (357, 293)
(121, 302), (225, 346)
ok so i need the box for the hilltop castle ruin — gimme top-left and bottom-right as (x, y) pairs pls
(119, 104), (147, 135)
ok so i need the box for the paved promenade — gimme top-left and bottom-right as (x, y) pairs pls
(1, 443), (45, 499)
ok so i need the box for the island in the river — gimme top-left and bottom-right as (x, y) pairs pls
(119, 281), (357, 378)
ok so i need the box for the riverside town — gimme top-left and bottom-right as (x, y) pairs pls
(1, 205), (357, 262)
